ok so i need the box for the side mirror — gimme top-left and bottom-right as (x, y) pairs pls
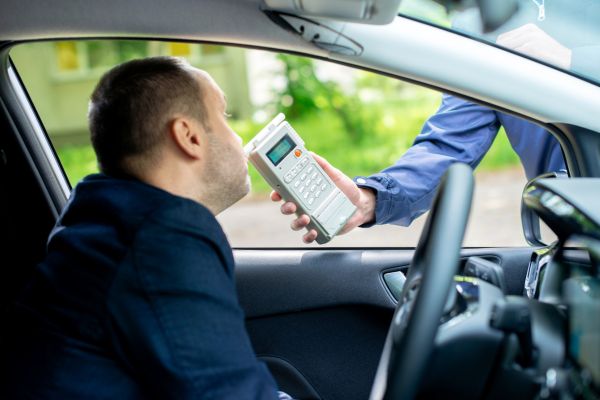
(521, 171), (568, 247)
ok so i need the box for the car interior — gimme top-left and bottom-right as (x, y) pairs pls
(1, 0), (600, 399)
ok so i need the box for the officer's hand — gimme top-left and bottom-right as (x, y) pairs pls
(496, 23), (571, 70)
(270, 153), (377, 243)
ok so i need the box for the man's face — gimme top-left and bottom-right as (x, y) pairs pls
(194, 71), (250, 211)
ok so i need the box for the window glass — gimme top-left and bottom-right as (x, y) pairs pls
(11, 40), (563, 248)
(398, 0), (600, 86)
(55, 42), (80, 72)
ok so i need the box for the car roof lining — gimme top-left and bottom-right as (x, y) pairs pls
(0, 0), (315, 51)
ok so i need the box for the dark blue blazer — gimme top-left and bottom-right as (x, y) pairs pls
(2, 174), (278, 399)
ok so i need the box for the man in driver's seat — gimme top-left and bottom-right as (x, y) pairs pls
(2, 57), (290, 399)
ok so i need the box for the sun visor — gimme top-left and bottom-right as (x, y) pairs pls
(262, 0), (402, 25)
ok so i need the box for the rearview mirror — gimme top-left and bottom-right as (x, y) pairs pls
(264, 0), (519, 31)
(432, 0), (519, 32)
(263, 0), (402, 25)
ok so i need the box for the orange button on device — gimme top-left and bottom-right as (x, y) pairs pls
(294, 149), (302, 157)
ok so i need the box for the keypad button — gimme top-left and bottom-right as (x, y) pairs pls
(300, 173), (307, 181)
(307, 166), (314, 174)
(310, 185), (316, 192)
(298, 186), (305, 193)
(316, 178), (323, 185)
(294, 180), (301, 188)
(308, 198), (314, 205)
(320, 184), (327, 191)
(284, 173), (293, 183)
(303, 192), (309, 199)
(304, 180), (310, 187)
(315, 190), (321, 198)
(311, 172), (317, 180)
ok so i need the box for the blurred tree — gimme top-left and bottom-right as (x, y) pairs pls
(275, 54), (319, 118)
(275, 54), (380, 143)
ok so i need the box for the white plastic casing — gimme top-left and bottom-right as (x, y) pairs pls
(244, 113), (356, 244)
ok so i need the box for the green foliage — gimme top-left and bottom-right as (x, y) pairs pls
(55, 144), (98, 186)
(274, 55), (320, 119)
(477, 127), (520, 169)
(274, 54), (381, 144)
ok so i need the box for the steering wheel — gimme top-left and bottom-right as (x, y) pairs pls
(370, 163), (474, 400)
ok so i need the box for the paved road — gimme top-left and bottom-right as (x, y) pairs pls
(217, 167), (531, 248)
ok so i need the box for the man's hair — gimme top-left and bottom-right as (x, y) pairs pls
(88, 56), (206, 177)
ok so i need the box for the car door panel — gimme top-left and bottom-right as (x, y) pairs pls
(235, 247), (533, 400)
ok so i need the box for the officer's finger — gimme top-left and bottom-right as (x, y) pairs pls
(303, 229), (318, 243)
(281, 202), (297, 214)
(291, 215), (310, 231)
(312, 153), (341, 180)
(270, 191), (282, 202)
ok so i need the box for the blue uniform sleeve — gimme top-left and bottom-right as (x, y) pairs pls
(355, 94), (500, 226)
(107, 202), (279, 400)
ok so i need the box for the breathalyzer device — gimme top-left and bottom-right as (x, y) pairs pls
(244, 113), (356, 244)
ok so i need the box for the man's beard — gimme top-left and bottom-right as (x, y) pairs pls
(202, 141), (250, 214)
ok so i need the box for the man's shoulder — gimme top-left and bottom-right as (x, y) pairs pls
(141, 197), (230, 251)
(131, 198), (234, 275)
(145, 197), (216, 229)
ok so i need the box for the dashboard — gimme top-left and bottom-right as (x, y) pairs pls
(522, 178), (600, 397)
(413, 177), (600, 399)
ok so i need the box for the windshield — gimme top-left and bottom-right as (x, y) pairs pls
(399, 0), (600, 86)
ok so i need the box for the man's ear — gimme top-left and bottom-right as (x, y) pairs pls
(168, 117), (203, 160)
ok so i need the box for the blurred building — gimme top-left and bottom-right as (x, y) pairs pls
(11, 41), (252, 146)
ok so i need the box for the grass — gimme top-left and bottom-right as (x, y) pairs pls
(55, 100), (520, 191)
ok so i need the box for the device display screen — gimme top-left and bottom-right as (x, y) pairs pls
(267, 135), (295, 166)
